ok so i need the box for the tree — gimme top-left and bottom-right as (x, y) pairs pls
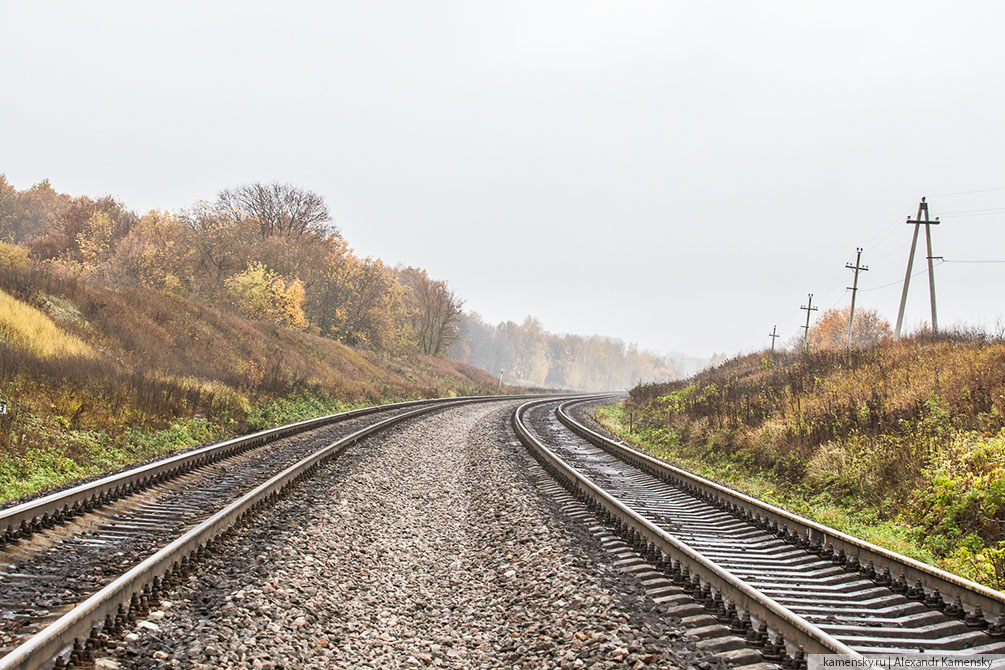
(338, 258), (401, 349)
(0, 177), (69, 245)
(225, 262), (308, 330)
(110, 210), (193, 292)
(807, 307), (892, 351)
(180, 201), (259, 289)
(29, 194), (136, 267)
(447, 313), (678, 391)
(399, 267), (463, 356)
(216, 182), (335, 240)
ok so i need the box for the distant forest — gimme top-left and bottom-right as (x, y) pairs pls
(1, 176), (678, 391)
(449, 314), (679, 391)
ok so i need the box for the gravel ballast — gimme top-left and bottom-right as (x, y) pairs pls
(102, 401), (704, 669)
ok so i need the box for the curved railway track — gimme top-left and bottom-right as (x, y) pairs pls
(514, 397), (1005, 665)
(0, 394), (541, 670)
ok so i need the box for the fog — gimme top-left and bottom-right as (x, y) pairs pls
(2, 1), (1003, 357)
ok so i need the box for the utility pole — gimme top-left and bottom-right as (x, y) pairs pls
(800, 294), (818, 353)
(845, 248), (869, 350)
(768, 325), (780, 354)
(894, 197), (941, 337)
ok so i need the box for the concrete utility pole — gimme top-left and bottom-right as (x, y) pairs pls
(845, 248), (869, 350)
(768, 325), (780, 354)
(800, 294), (818, 353)
(894, 197), (941, 337)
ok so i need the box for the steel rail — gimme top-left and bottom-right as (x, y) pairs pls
(0, 394), (518, 544)
(556, 398), (1005, 627)
(1, 394), (532, 670)
(513, 398), (860, 662)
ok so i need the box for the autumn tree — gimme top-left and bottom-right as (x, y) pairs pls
(0, 176), (19, 241)
(29, 194), (137, 271)
(806, 307), (892, 351)
(0, 177), (69, 245)
(0, 240), (31, 274)
(225, 262), (308, 330)
(216, 182), (335, 240)
(180, 201), (259, 292)
(448, 313), (677, 391)
(337, 258), (402, 349)
(110, 211), (194, 292)
(399, 267), (463, 356)
(302, 237), (359, 336)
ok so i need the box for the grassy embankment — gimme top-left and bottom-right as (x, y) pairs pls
(0, 262), (501, 502)
(598, 335), (1005, 590)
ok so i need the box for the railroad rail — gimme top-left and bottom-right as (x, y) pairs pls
(0, 394), (541, 670)
(513, 397), (1005, 665)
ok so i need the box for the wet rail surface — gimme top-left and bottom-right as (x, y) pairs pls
(519, 398), (1005, 657)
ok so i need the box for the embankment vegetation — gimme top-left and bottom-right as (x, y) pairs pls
(0, 177), (501, 500)
(606, 320), (1005, 589)
(0, 175), (678, 500)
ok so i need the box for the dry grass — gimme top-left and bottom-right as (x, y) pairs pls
(0, 263), (500, 501)
(0, 288), (95, 359)
(627, 333), (1005, 588)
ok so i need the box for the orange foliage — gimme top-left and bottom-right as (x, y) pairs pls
(807, 307), (892, 351)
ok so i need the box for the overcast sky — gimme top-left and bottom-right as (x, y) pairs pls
(2, 2), (1004, 358)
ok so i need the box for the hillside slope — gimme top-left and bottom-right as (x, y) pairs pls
(608, 334), (1005, 589)
(0, 265), (500, 501)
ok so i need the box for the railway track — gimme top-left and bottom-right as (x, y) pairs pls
(514, 397), (1005, 666)
(0, 394), (540, 670)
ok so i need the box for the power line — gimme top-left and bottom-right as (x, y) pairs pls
(824, 288), (850, 309)
(931, 186), (1005, 197)
(868, 235), (915, 268)
(938, 207), (1005, 215)
(859, 262), (944, 292)
(942, 259), (1005, 264)
(861, 212), (910, 250)
(939, 212), (1005, 219)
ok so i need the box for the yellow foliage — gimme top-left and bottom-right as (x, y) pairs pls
(77, 211), (117, 272)
(0, 289), (96, 359)
(0, 241), (31, 273)
(225, 262), (308, 330)
(113, 210), (192, 291)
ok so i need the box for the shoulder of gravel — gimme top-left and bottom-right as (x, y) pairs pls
(498, 402), (715, 669)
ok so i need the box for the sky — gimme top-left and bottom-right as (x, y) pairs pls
(2, 1), (1004, 359)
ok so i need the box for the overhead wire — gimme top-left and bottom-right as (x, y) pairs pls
(939, 212), (1005, 219)
(930, 186), (1005, 197)
(763, 188), (1004, 348)
(942, 259), (1005, 264)
(768, 206), (912, 342)
(858, 260), (945, 292)
(938, 207), (1005, 215)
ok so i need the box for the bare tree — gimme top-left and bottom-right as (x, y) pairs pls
(216, 182), (336, 240)
(400, 267), (463, 356)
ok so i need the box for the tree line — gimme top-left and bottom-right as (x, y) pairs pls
(448, 314), (679, 391)
(0, 177), (462, 356)
(2, 176), (679, 389)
